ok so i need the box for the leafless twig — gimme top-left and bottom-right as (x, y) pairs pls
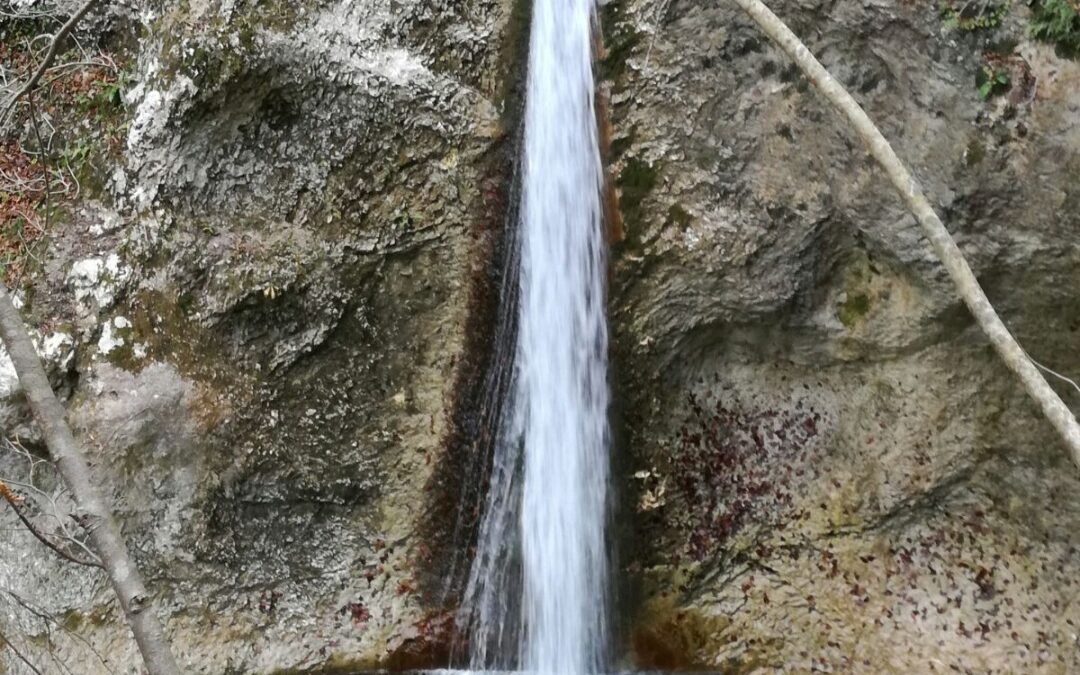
(1, 589), (114, 674)
(0, 438), (104, 568)
(731, 0), (1080, 467)
(27, 93), (52, 234)
(0, 626), (46, 675)
(1029, 355), (1080, 398)
(0, 0), (104, 132)
(0, 481), (103, 568)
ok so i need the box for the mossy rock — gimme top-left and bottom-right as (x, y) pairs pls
(631, 596), (733, 670)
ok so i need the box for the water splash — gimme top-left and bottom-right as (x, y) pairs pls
(457, 0), (610, 672)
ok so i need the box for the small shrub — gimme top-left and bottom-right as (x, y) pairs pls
(941, 0), (1011, 31)
(1030, 0), (1080, 57)
(976, 63), (1011, 98)
(937, 0), (1010, 30)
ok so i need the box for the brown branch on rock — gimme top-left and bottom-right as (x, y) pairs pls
(0, 0), (103, 131)
(0, 627), (46, 675)
(0, 2), (181, 671)
(0, 285), (182, 675)
(730, 0), (1080, 469)
(26, 92), (52, 234)
(0, 478), (104, 568)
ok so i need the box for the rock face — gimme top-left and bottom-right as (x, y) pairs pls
(1, 0), (510, 672)
(603, 0), (1080, 671)
(3, 0), (1080, 673)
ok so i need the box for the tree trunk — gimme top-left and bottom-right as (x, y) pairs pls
(729, 0), (1080, 468)
(0, 285), (182, 675)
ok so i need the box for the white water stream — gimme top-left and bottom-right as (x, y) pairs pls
(458, 0), (611, 672)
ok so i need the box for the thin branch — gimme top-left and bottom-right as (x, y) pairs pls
(641, 0), (674, 76)
(0, 0), (103, 131)
(0, 8), (65, 22)
(730, 0), (1080, 469)
(40, 57), (117, 90)
(0, 285), (183, 675)
(1030, 356), (1080, 398)
(0, 592), (78, 675)
(1, 437), (109, 588)
(0, 479), (103, 568)
(0, 627), (46, 675)
(1, 590), (56, 624)
(1, 589), (114, 672)
(28, 92), (52, 234)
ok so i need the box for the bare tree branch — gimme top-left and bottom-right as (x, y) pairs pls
(0, 437), (101, 565)
(1030, 355), (1080, 398)
(0, 627), (46, 675)
(0, 478), (103, 568)
(0, 286), (182, 675)
(1, 588), (115, 672)
(730, 0), (1080, 468)
(27, 92), (52, 235)
(0, 0), (103, 132)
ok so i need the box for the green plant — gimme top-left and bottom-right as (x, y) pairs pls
(1030, 0), (1080, 57)
(976, 64), (1011, 97)
(941, 0), (1011, 30)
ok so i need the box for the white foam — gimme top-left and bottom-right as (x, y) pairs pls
(462, 1), (611, 672)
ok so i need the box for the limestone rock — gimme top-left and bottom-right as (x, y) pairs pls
(606, 0), (1080, 671)
(0, 0), (510, 671)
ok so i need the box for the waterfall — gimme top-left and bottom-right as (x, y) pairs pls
(457, 0), (611, 672)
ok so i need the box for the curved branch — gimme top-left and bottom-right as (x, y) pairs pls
(0, 0), (102, 130)
(0, 479), (104, 568)
(0, 627), (45, 675)
(730, 0), (1080, 468)
(0, 286), (182, 675)
(27, 92), (52, 235)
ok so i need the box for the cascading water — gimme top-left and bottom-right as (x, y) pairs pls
(456, 0), (611, 672)
(517, 0), (610, 669)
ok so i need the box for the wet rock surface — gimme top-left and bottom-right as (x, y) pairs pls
(605, 0), (1080, 671)
(1, 0), (509, 672)
(2, 0), (1080, 672)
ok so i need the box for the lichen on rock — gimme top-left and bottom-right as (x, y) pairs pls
(3, 0), (1080, 671)
(608, 0), (1080, 670)
(0, 0), (513, 671)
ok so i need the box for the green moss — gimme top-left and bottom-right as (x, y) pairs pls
(176, 39), (247, 91)
(55, 605), (111, 636)
(617, 158), (659, 248)
(965, 136), (986, 166)
(665, 203), (693, 231)
(246, 0), (302, 34)
(177, 290), (197, 316)
(91, 605), (115, 627)
(941, 0), (1010, 31)
(61, 610), (84, 632)
(838, 292), (871, 328)
(110, 289), (231, 382)
(25, 633), (49, 647)
(834, 249), (879, 329)
(608, 125), (637, 163)
(1030, 0), (1080, 57)
(600, 0), (643, 85)
(156, 1), (302, 88)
